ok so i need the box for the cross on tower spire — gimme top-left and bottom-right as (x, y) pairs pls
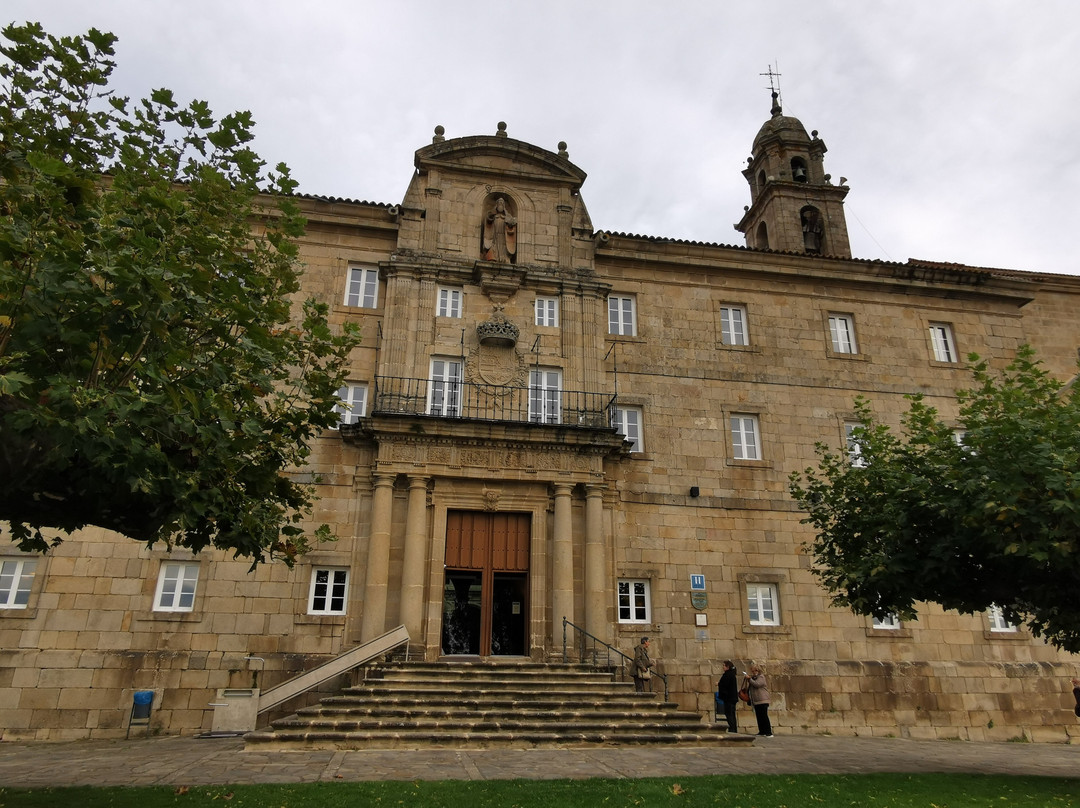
(760, 63), (783, 115)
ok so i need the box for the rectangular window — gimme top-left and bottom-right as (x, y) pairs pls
(929, 322), (957, 363)
(535, 297), (559, 327)
(612, 406), (643, 453)
(529, 368), (562, 424)
(344, 266), (379, 308)
(731, 414), (760, 460)
(437, 287), (463, 318)
(828, 314), (857, 354)
(845, 422), (867, 467)
(873, 613), (901, 630)
(332, 384), (368, 426)
(428, 358), (463, 417)
(0, 558), (37, 609)
(153, 561), (199, 612)
(988, 605), (1017, 633)
(308, 567), (349, 615)
(719, 305), (748, 346)
(747, 583), (779, 626)
(608, 295), (636, 336)
(617, 579), (651, 623)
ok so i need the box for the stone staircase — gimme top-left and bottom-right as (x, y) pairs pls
(245, 660), (751, 749)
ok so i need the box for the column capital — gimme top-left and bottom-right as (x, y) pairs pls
(373, 472), (397, 488)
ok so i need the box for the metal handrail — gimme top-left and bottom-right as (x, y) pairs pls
(372, 375), (618, 427)
(562, 617), (669, 701)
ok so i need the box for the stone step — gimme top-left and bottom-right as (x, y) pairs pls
(268, 715), (707, 733)
(292, 704), (702, 723)
(339, 684), (650, 701)
(365, 673), (625, 688)
(246, 727), (748, 749)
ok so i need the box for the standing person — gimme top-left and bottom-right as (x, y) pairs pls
(743, 664), (773, 737)
(718, 660), (739, 733)
(1072, 678), (1080, 717)
(632, 637), (654, 692)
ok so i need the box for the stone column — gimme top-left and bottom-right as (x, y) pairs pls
(584, 484), (607, 641)
(360, 473), (396, 642)
(551, 483), (575, 647)
(398, 475), (429, 643)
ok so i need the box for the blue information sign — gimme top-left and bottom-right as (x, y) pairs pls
(690, 574), (705, 591)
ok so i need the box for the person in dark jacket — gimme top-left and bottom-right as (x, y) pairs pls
(1072, 678), (1080, 717)
(718, 660), (739, 732)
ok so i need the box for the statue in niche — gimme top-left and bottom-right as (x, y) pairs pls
(482, 197), (517, 262)
(801, 207), (824, 254)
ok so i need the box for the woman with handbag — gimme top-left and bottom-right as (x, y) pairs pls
(632, 637), (654, 692)
(743, 664), (773, 737)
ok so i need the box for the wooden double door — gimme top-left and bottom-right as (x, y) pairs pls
(441, 511), (529, 657)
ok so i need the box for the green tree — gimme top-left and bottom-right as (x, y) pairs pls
(0, 23), (360, 564)
(789, 346), (1080, 651)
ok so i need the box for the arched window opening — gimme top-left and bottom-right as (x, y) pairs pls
(755, 221), (769, 250)
(791, 157), (809, 183)
(757, 170), (767, 193)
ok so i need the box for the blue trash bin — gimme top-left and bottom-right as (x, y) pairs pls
(127, 690), (155, 737)
(132, 690), (154, 719)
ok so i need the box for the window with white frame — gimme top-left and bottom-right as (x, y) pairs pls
(344, 266), (379, 308)
(617, 579), (651, 623)
(873, 613), (901, 630)
(608, 295), (636, 336)
(731, 414), (760, 460)
(612, 406), (643, 453)
(428, 358), (463, 417)
(535, 296), (559, 327)
(988, 605), (1017, 633)
(845, 422), (868, 467)
(828, 313), (857, 354)
(747, 583), (779, 626)
(437, 286), (463, 318)
(0, 557), (37, 609)
(153, 561), (199, 612)
(308, 567), (349, 615)
(528, 368), (562, 424)
(929, 322), (957, 363)
(719, 305), (749, 346)
(332, 384), (368, 426)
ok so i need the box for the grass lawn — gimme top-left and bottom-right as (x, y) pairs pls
(2, 773), (1078, 807)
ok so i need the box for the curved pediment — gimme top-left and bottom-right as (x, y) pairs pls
(414, 130), (587, 189)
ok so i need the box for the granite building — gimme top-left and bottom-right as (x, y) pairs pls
(2, 99), (1079, 742)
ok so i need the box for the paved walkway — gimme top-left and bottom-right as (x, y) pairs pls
(0, 734), (1077, 787)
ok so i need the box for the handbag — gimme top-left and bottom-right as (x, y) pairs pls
(738, 687), (750, 703)
(641, 668), (651, 680)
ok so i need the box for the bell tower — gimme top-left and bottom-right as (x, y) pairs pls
(734, 88), (851, 258)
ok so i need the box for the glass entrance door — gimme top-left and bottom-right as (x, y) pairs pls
(491, 572), (527, 656)
(441, 571), (482, 655)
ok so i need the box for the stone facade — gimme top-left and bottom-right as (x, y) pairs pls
(2, 108), (1079, 742)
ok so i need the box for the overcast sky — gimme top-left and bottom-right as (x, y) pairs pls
(7, 1), (1080, 276)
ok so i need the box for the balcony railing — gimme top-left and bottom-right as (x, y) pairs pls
(372, 375), (618, 427)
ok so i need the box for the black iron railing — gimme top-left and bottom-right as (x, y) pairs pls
(373, 375), (618, 427)
(562, 617), (669, 701)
